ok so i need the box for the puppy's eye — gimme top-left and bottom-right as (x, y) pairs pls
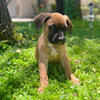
(48, 24), (56, 30)
(63, 26), (68, 32)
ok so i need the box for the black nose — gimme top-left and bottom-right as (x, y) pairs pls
(58, 32), (65, 44)
(58, 36), (65, 44)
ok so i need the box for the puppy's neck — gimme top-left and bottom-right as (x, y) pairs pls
(48, 43), (58, 56)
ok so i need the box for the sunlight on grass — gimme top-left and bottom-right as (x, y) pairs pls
(0, 20), (100, 100)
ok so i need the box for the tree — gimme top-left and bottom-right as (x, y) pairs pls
(0, 0), (13, 41)
(64, 0), (82, 19)
(56, 0), (64, 14)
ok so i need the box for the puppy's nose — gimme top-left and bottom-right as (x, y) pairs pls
(58, 35), (65, 44)
(58, 32), (65, 40)
(59, 35), (65, 40)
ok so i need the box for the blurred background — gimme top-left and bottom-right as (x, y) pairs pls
(6, 0), (100, 20)
(0, 0), (100, 41)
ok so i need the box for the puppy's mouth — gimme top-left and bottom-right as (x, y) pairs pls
(48, 32), (65, 45)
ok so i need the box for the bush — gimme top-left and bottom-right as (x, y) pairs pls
(64, 0), (82, 19)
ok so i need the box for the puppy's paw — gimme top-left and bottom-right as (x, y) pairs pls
(71, 74), (80, 85)
(38, 86), (44, 93)
(38, 81), (48, 93)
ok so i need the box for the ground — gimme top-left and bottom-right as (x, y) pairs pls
(0, 20), (100, 100)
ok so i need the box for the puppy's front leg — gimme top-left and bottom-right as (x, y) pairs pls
(38, 57), (48, 92)
(60, 54), (79, 85)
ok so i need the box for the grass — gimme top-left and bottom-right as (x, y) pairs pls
(0, 20), (100, 100)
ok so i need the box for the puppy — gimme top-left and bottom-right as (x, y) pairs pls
(33, 12), (79, 92)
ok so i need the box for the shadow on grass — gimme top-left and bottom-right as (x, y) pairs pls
(0, 76), (22, 100)
(48, 62), (66, 83)
(0, 62), (39, 100)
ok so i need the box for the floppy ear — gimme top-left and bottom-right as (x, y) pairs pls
(33, 13), (50, 30)
(64, 15), (73, 34)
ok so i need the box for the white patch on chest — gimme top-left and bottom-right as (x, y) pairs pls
(48, 43), (58, 56)
(48, 43), (59, 61)
(49, 46), (58, 56)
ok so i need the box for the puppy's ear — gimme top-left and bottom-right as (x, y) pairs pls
(64, 15), (73, 34)
(33, 13), (50, 30)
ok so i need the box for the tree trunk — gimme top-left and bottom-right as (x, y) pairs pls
(56, 0), (64, 14)
(38, 0), (41, 8)
(0, 0), (13, 41)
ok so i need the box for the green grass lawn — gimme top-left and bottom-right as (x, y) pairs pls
(0, 20), (100, 100)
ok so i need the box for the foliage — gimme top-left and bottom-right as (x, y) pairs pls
(0, 20), (100, 100)
(64, 0), (82, 19)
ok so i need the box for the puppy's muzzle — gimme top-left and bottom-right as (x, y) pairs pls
(48, 32), (65, 44)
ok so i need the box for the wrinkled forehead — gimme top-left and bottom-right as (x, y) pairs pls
(46, 13), (67, 27)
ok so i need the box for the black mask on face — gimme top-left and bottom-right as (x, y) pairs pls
(48, 24), (67, 44)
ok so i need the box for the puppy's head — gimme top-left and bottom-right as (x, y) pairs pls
(33, 12), (73, 44)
